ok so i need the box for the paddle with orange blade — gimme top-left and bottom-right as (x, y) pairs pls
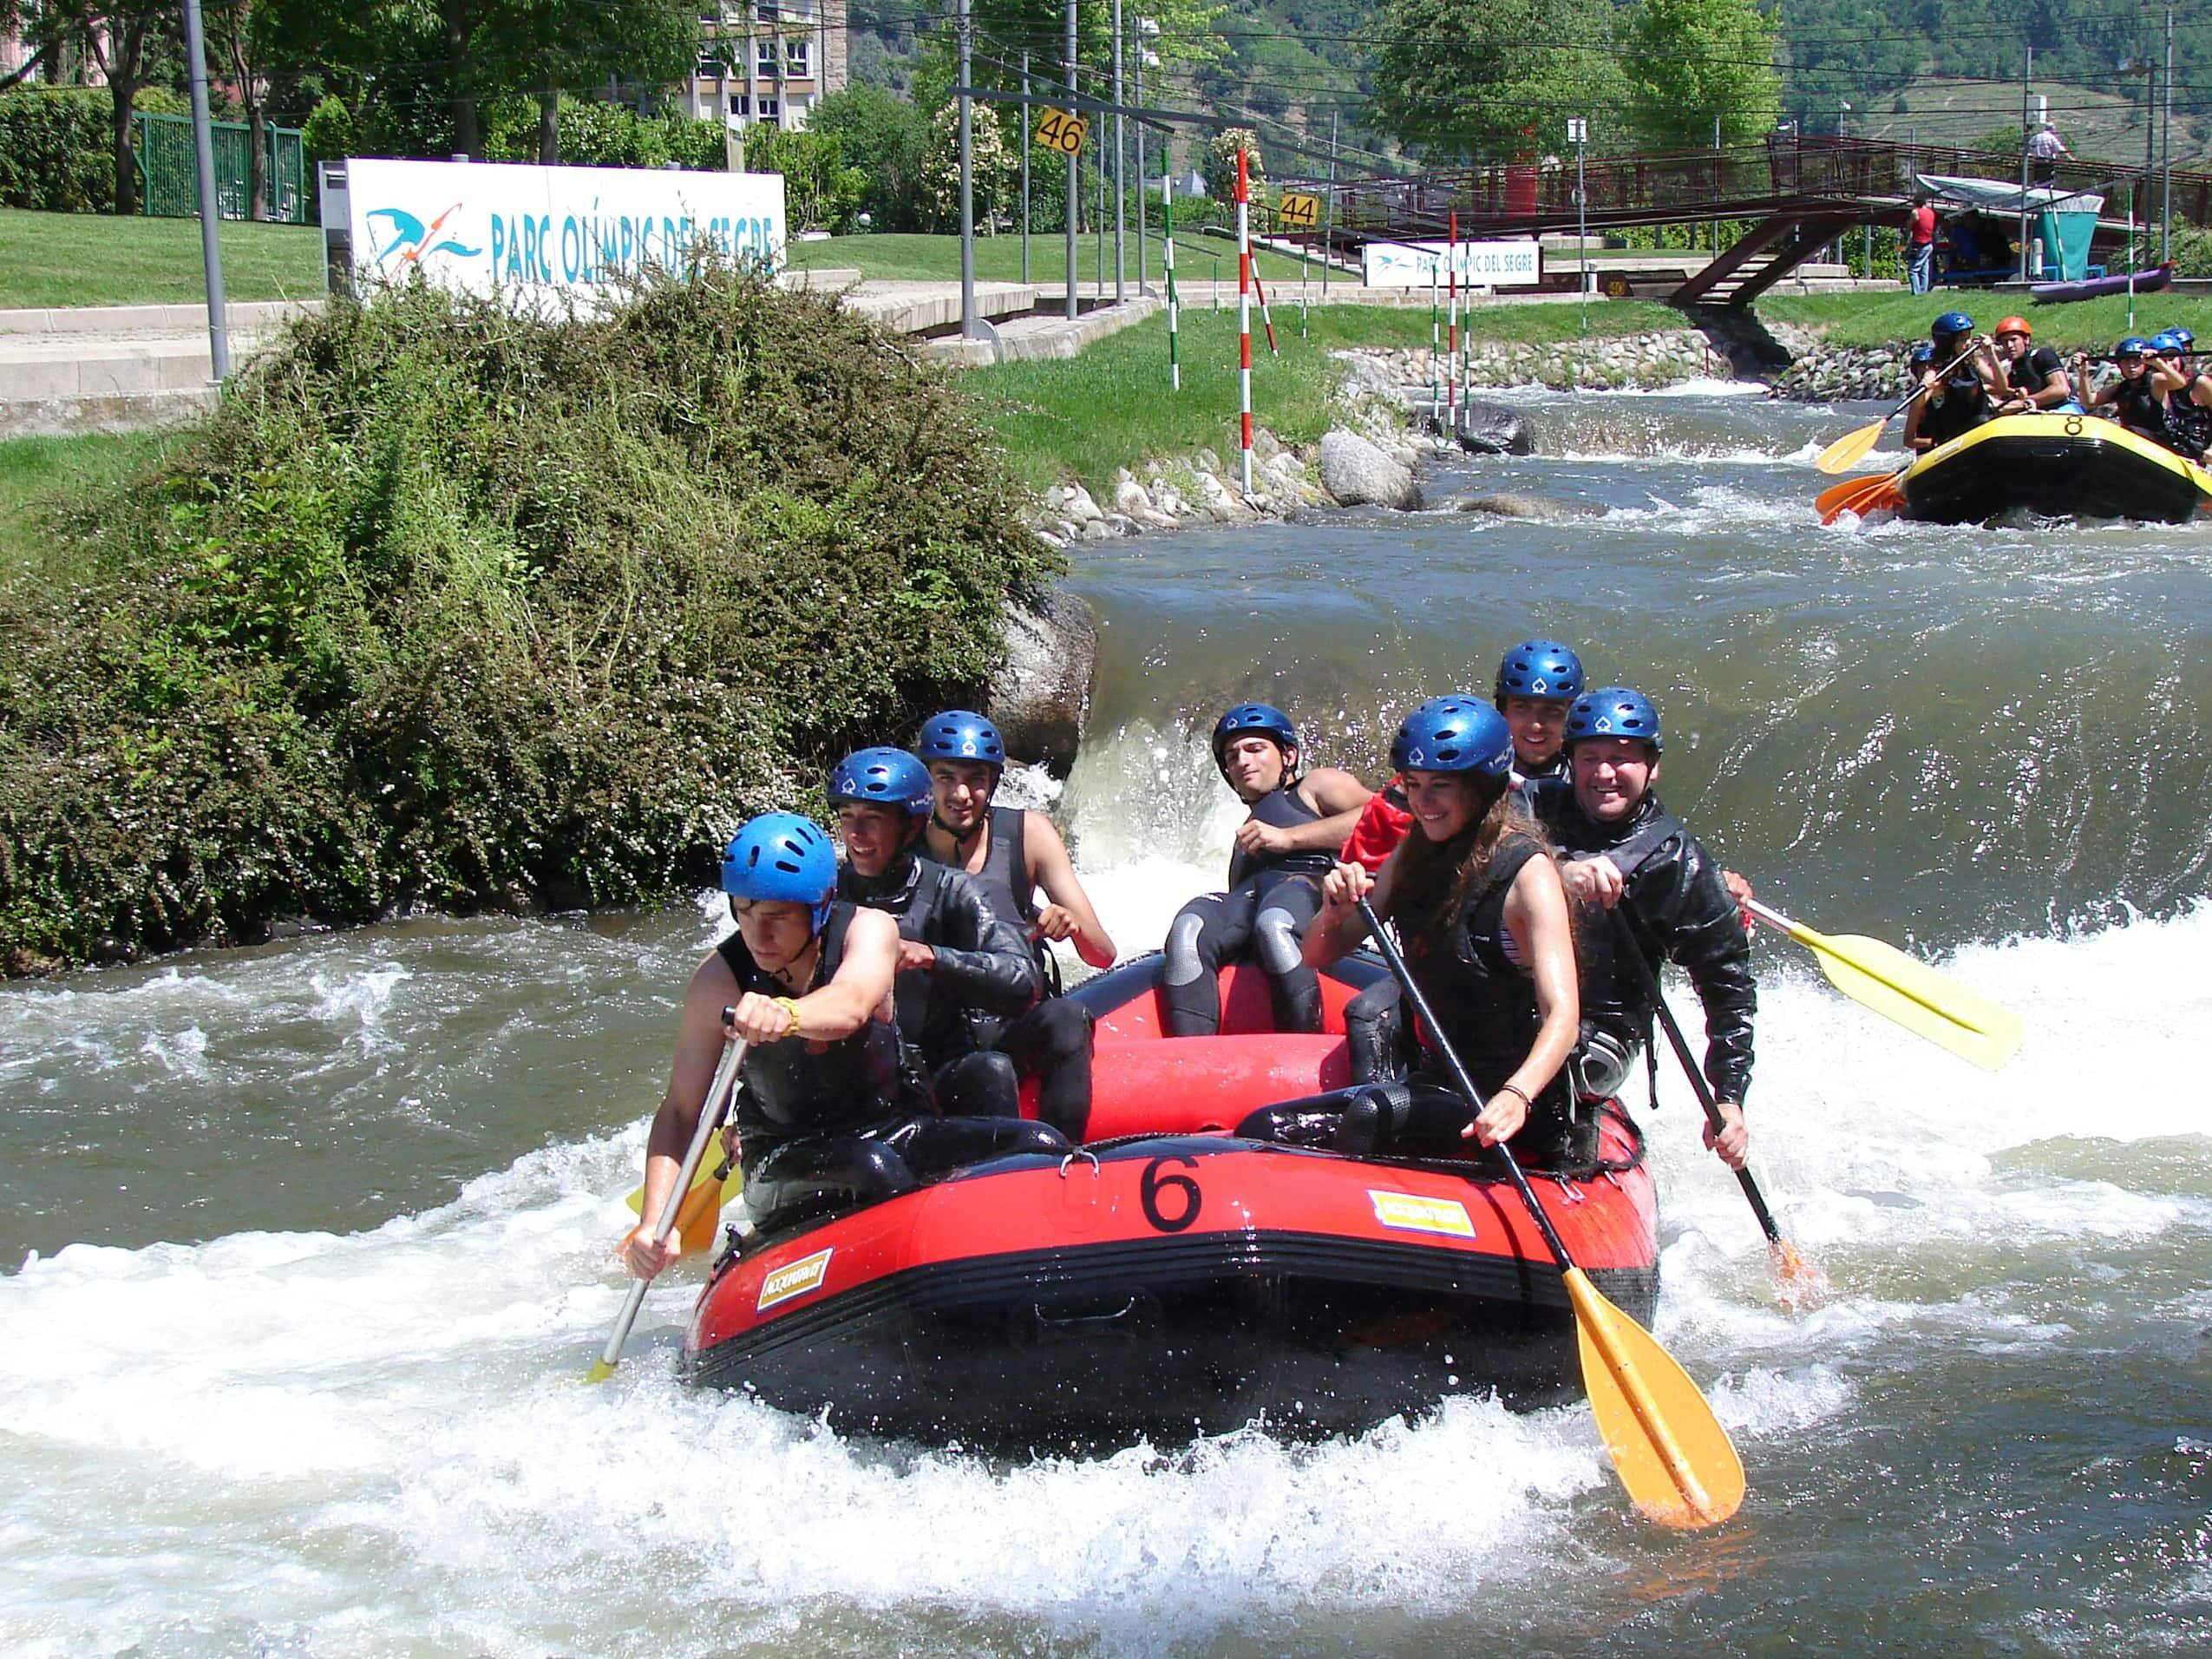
(1815, 338), (1984, 474)
(1612, 910), (1826, 1308)
(1815, 469), (1908, 523)
(1358, 900), (1745, 1529)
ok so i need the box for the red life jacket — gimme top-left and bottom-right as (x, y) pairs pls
(1339, 779), (1412, 874)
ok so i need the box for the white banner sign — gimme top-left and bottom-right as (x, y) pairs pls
(1361, 239), (1541, 290)
(337, 158), (786, 302)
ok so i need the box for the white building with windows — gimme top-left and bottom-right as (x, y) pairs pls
(681, 2), (847, 134)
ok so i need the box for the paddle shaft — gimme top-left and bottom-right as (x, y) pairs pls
(1743, 897), (1965, 1030)
(1354, 898), (1722, 1518)
(1882, 337), (1984, 425)
(1816, 338), (1986, 473)
(1354, 900), (1573, 1265)
(1609, 908), (1786, 1248)
(590, 1026), (747, 1378)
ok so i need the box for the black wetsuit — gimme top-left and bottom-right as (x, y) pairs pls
(1918, 360), (1992, 447)
(1162, 781), (1333, 1036)
(1525, 779), (1757, 1110)
(720, 901), (1066, 1230)
(839, 852), (1040, 1118)
(2108, 375), (2176, 449)
(945, 805), (1097, 1140)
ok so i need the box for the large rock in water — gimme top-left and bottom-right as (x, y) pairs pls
(988, 587), (1097, 776)
(1319, 429), (1422, 510)
(1456, 399), (1535, 456)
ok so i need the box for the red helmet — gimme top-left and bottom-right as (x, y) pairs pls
(1995, 315), (2032, 340)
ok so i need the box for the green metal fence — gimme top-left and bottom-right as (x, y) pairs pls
(133, 111), (308, 225)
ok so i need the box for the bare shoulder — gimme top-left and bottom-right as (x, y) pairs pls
(1300, 767), (1375, 811)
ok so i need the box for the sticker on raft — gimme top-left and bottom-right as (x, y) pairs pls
(1367, 1190), (1476, 1239)
(756, 1247), (834, 1311)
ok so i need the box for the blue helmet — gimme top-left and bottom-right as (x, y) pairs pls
(721, 812), (837, 933)
(1932, 311), (1974, 340)
(2168, 326), (2196, 351)
(915, 709), (1005, 770)
(1493, 639), (1586, 705)
(1391, 695), (1514, 778)
(2150, 331), (2183, 356)
(1908, 343), (1935, 368)
(827, 746), (933, 817)
(1212, 702), (1299, 770)
(2117, 336), (2154, 359)
(1566, 687), (1664, 755)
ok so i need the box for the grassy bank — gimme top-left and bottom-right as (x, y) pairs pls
(0, 209), (324, 310)
(787, 229), (1335, 288)
(1760, 290), (2212, 351)
(967, 298), (1680, 493)
(0, 431), (175, 570)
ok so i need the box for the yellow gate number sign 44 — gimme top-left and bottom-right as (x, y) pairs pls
(1278, 193), (1321, 231)
(1036, 109), (1089, 156)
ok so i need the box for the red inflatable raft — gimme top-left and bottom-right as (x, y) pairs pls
(681, 956), (1659, 1448)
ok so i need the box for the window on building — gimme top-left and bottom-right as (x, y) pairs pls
(730, 93), (749, 117)
(785, 37), (808, 76)
(756, 37), (777, 74)
(757, 97), (780, 122)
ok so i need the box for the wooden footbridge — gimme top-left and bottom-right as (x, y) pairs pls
(1279, 134), (2212, 307)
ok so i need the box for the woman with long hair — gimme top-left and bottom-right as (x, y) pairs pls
(1303, 695), (1580, 1158)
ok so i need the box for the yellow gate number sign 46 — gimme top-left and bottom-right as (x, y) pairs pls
(1036, 109), (1089, 156)
(1278, 192), (1321, 231)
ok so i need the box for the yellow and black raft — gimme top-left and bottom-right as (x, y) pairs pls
(1897, 411), (2212, 525)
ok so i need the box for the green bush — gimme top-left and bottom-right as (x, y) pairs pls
(0, 89), (115, 214)
(484, 95), (724, 171)
(0, 270), (1054, 972)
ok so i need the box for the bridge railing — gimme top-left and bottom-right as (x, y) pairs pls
(1286, 134), (2212, 240)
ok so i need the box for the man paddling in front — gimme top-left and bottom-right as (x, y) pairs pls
(625, 813), (906, 1281)
(916, 709), (1113, 1140)
(1522, 689), (1755, 1172)
(1162, 703), (1372, 1037)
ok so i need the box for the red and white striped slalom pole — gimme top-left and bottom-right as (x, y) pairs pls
(1236, 146), (1253, 495)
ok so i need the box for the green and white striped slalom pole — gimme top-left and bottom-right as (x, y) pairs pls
(1163, 180), (1180, 390)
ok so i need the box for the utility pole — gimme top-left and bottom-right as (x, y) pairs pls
(958, 0), (976, 339)
(1020, 49), (1031, 284)
(2163, 6), (2175, 261)
(1112, 0), (1125, 304)
(1134, 23), (1149, 296)
(2017, 46), (2032, 284)
(181, 0), (229, 380)
(1064, 0), (1078, 321)
(1322, 110), (1336, 294)
(1569, 117), (1588, 335)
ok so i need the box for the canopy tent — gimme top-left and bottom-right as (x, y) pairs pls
(1914, 174), (2105, 282)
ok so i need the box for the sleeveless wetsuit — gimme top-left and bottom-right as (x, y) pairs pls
(2167, 384), (2212, 461)
(939, 806), (1097, 1141)
(1919, 363), (1991, 448)
(1164, 781), (1332, 1037)
(2110, 376), (2176, 448)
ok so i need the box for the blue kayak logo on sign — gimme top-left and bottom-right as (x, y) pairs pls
(363, 203), (482, 275)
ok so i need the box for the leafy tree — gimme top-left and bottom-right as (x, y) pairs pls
(1371, 0), (1628, 163)
(1202, 127), (1262, 201)
(808, 82), (930, 232)
(1619, 0), (1781, 152)
(4, 0), (177, 213)
(748, 123), (866, 230)
(920, 99), (1017, 233)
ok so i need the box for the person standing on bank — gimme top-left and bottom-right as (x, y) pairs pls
(2026, 121), (2069, 189)
(828, 746), (1042, 1117)
(916, 709), (1113, 1139)
(1522, 689), (1754, 1171)
(1905, 192), (1938, 296)
(1302, 695), (1581, 1159)
(1162, 703), (1373, 1037)
(625, 812), (905, 1281)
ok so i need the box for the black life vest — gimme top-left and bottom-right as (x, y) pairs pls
(716, 902), (902, 1139)
(965, 804), (1037, 927)
(1227, 782), (1338, 888)
(1919, 363), (1991, 446)
(2111, 376), (2174, 445)
(2167, 384), (2212, 460)
(2005, 345), (2064, 400)
(1399, 833), (1567, 1113)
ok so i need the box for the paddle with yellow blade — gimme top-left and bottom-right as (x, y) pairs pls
(1359, 901), (1745, 1529)
(585, 1026), (748, 1385)
(1744, 900), (2023, 1072)
(1814, 338), (1984, 475)
(625, 1154), (742, 1256)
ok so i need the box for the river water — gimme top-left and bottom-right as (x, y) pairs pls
(5, 390), (2210, 1655)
